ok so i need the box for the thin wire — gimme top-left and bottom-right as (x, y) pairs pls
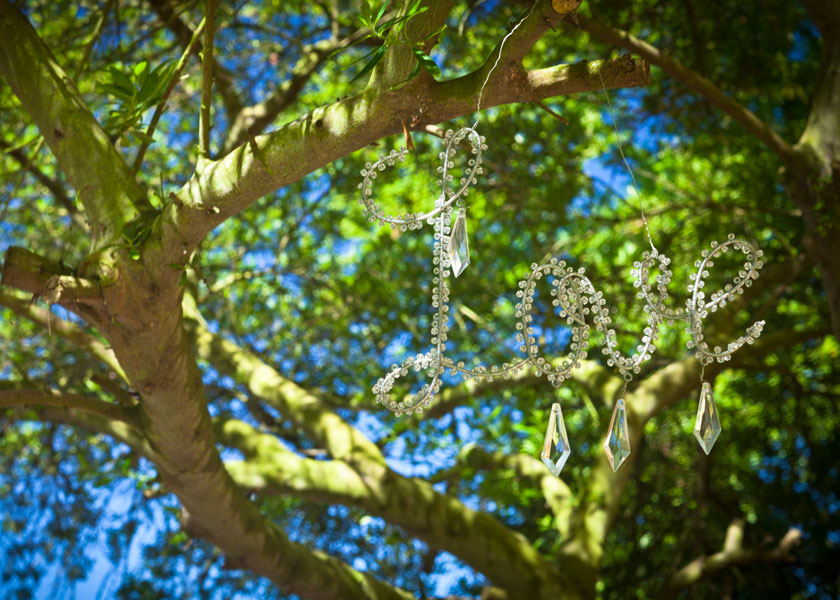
(699, 363), (706, 383)
(571, 12), (657, 254)
(472, 1), (538, 130)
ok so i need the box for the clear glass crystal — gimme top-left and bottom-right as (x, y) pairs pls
(449, 208), (470, 278)
(604, 398), (631, 472)
(541, 402), (571, 476)
(694, 381), (721, 454)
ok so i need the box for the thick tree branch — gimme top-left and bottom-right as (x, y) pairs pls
(484, 0), (581, 67)
(185, 297), (385, 469)
(217, 418), (579, 600)
(573, 14), (806, 176)
(167, 54), (648, 252)
(0, 0), (150, 247)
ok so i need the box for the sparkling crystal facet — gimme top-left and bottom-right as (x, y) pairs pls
(449, 208), (470, 277)
(541, 402), (571, 477)
(603, 398), (631, 472)
(693, 381), (721, 454)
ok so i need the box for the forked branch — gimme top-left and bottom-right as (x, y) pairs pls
(663, 522), (802, 595)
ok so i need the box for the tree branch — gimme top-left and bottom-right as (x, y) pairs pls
(184, 294), (385, 470)
(1, 247), (106, 311)
(217, 418), (579, 600)
(0, 383), (137, 426)
(167, 53), (648, 251)
(485, 0), (581, 66)
(662, 524), (802, 594)
(0, 138), (84, 227)
(0, 0), (151, 247)
(221, 38), (342, 154)
(133, 16), (207, 172)
(572, 14), (807, 176)
(147, 0), (242, 118)
(1, 404), (155, 461)
(0, 288), (127, 381)
(199, 0), (218, 159)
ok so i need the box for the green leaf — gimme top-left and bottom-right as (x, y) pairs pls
(137, 60), (175, 106)
(136, 72), (160, 105)
(133, 61), (148, 78)
(350, 45), (386, 82)
(100, 83), (134, 102)
(106, 65), (134, 93)
(373, 1), (389, 28)
(413, 48), (440, 79)
(423, 23), (447, 41)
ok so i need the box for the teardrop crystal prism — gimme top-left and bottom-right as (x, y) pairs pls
(541, 403), (571, 477)
(603, 398), (631, 472)
(694, 381), (721, 454)
(449, 208), (470, 278)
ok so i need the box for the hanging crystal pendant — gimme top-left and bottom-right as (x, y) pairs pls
(541, 402), (571, 476)
(603, 398), (631, 472)
(693, 381), (721, 454)
(449, 208), (470, 277)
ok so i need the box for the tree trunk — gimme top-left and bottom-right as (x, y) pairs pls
(791, 4), (840, 339)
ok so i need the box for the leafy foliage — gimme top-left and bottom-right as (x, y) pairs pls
(0, 0), (837, 599)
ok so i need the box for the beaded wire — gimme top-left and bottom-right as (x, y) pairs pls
(357, 0), (766, 480)
(359, 131), (766, 415)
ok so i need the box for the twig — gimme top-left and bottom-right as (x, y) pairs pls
(0, 137), (44, 226)
(401, 117), (415, 151)
(199, 0), (219, 159)
(133, 17), (207, 172)
(533, 99), (568, 124)
(75, 0), (116, 78)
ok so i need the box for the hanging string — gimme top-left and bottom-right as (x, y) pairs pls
(570, 11), (657, 254)
(472, 1), (538, 130)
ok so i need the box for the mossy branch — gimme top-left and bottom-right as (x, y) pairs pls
(0, 0), (151, 247)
